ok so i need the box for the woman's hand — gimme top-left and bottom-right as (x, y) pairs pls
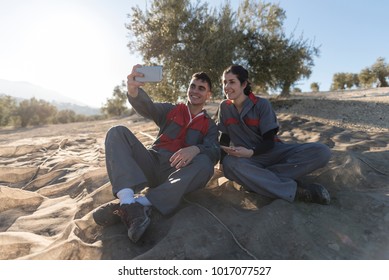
(221, 145), (253, 158)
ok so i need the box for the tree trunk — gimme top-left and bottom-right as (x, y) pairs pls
(279, 82), (291, 97)
(378, 77), (388, 87)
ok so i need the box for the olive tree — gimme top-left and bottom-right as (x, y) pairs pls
(310, 82), (319, 92)
(126, 0), (320, 99)
(371, 57), (389, 87)
(127, 0), (236, 101)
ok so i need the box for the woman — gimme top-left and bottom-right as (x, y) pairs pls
(217, 65), (331, 204)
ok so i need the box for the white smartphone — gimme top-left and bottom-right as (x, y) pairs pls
(135, 65), (163, 82)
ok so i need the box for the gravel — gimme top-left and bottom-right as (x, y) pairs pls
(269, 88), (389, 133)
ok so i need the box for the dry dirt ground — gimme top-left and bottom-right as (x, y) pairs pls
(0, 88), (388, 259)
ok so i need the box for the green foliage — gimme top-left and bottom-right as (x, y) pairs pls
(371, 57), (389, 87)
(16, 98), (57, 127)
(333, 57), (388, 90)
(0, 95), (99, 128)
(344, 73), (355, 89)
(358, 67), (376, 88)
(310, 82), (319, 92)
(331, 73), (344, 90)
(275, 35), (319, 96)
(352, 73), (360, 88)
(239, 32), (319, 96)
(330, 72), (359, 90)
(126, 0), (319, 99)
(55, 109), (76, 124)
(235, 0), (319, 96)
(237, 0), (285, 35)
(101, 82), (132, 117)
(127, 0), (237, 101)
(0, 95), (17, 126)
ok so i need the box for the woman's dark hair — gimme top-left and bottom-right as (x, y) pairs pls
(223, 65), (252, 95)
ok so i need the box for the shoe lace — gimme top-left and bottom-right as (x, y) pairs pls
(297, 188), (312, 202)
(118, 203), (146, 227)
(118, 205), (133, 227)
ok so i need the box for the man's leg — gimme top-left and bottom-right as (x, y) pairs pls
(105, 125), (158, 195)
(146, 154), (214, 215)
(101, 125), (158, 242)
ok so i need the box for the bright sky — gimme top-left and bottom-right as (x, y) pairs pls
(272, 0), (389, 92)
(0, 0), (388, 108)
(0, 0), (142, 107)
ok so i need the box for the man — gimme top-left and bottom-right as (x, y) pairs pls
(93, 64), (220, 243)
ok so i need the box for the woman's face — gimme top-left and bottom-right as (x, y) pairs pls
(222, 72), (246, 101)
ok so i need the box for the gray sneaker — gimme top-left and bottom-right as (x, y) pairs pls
(295, 183), (330, 205)
(118, 202), (151, 243)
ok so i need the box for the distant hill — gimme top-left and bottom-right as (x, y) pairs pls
(0, 79), (101, 116)
(51, 101), (101, 116)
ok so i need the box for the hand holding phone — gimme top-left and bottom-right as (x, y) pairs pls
(135, 66), (163, 82)
(221, 145), (236, 153)
(221, 145), (254, 158)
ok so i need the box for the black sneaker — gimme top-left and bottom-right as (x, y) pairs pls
(92, 201), (121, 226)
(118, 202), (151, 243)
(295, 183), (331, 205)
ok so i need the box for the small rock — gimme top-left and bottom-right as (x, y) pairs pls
(328, 243), (340, 251)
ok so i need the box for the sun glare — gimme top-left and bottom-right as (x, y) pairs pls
(0, 0), (131, 107)
(24, 10), (111, 103)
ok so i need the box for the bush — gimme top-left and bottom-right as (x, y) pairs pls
(310, 82), (320, 92)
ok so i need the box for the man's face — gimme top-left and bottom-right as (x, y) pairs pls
(187, 78), (211, 106)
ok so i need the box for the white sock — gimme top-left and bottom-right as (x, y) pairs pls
(136, 195), (152, 207)
(117, 188), (135, 205)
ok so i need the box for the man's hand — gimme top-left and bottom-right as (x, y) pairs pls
(221, 145), (254, 158)
(127, 64), (145, 97)
(170, 146), (200, 169)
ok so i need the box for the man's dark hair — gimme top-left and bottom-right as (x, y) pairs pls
(192, 72), (212, 91)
